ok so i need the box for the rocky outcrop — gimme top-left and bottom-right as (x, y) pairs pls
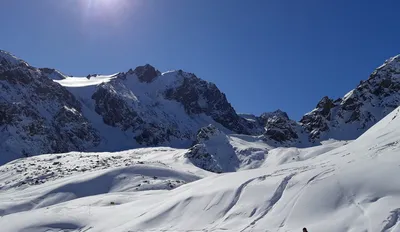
(301, 55), (400, 141)
(53, 106), (100, 151)
(195, 124), (224, 143)
(185, 144), (223, 173)
(132, 64), (161, 83)
(0, 51), (100, 163)
(39, 68), (66, 80)
(185, 125), (238, 173)
(89, 76), (190, 147)
(165, 72), (255, 135)
(300, 98), (335, 140)
(258, 110), (301, 143)
(92, 82), (143, 131)
(239, 110), (303, 144)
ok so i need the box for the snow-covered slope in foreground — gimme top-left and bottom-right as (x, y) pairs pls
(2, 107), (400, 232)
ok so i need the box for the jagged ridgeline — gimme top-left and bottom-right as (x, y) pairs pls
(1, 50), (399, 164)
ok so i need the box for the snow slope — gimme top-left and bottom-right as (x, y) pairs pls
(2, 106), (400, 231)
(53, 74), (119, 87)
(0, 148), (211, 217)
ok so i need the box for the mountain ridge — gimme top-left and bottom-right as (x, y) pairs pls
(1, 49), (399, 164)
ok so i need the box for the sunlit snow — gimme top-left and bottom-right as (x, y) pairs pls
(1, 107), (400, 232)
(54, 74), (120, 87)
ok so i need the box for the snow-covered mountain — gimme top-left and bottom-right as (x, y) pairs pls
(0, 50), (258, 164)
(243, 55), (400, 144)
(0, 51), (100, 164)
(2, 49), (400, 231)
(1, 49), (400, 165)
(1, 105), (400, 232)
(300, 55), (400, 141)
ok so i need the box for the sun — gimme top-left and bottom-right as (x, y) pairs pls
(78, 0), (139, 28)
(82, 0), (132, 18)
(87, 0), (118, 9)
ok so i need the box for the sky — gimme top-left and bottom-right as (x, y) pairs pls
(0, 0), (399, 120)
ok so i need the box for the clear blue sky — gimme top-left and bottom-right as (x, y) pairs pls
(0, 0), (399, 120)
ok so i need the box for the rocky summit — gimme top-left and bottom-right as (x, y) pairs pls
(300, 55), (400, 142)
(0, 50), (399, 164)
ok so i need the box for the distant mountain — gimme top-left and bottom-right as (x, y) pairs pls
(0, 50), (399, 164)
(300, 55), (400, 142)
(242, 55), (400, 144)
(0, 50), (258, 164)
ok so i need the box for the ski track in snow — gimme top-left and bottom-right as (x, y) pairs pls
(221, 175), (271, 219)
(240, 173), (295, 232)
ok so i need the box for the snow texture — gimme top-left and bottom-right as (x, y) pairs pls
(1, 107), (400, 232)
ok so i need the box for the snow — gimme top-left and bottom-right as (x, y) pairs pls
(262, 140), (348, 167)
(53, 74), (119, 87)
(342, 89), (355, 102)
(2, 52), (400, 230)
(50, 69), (240, 152)
(0, 148), (209, 216)
(1, 106), (400, 231)
(239, 113), (258, 122)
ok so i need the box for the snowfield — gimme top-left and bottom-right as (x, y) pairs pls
(1, 107), (400, 231)
(53, 74), (120, 87)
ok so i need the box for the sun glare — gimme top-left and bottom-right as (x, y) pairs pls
(87, 0), (118, 9)
(80, 0), (137, 25)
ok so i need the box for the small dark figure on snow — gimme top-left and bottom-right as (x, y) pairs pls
(303, 228), (308, 232)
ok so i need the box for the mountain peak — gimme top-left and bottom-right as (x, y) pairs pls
(1, 49), (400, 161)
(260, 110), (289, 120)
(382, 54), (400, 67)
(0, 50), (28, 68)
(131, 64), (161, 83)
(39, 68), (66, 80)
(315, 96), (335, 117)
(368, 54), (400, 82)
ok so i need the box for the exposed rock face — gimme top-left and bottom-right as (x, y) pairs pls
(0, 50), (100, 164)
(165, 72), (255, 135)
(185, 144), (223, 173)
(52, 106), (100, 152)
(300, 98), (335, 140)
(301, 55), (400, 141)
(316, 97), (335, 118)
(185, 125), (238, 173)
(258, 110), (290, 123)
(89, 73), (191, 147)
(195, 124), (223, 143)
(239, 110), (303, 144)
(133, 64), (161, 83)
(39, 68), (66, 80)
(259, 110), (301, 143)
(87, 68), (258, 148)
(92, 82), (143, 131)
